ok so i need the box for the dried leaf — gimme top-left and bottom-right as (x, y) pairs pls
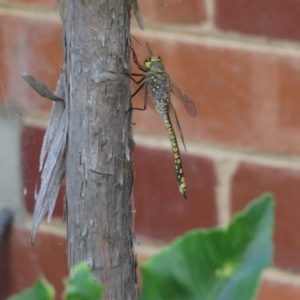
(20, 73), (64, 102)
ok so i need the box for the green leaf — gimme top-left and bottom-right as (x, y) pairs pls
(7, 278), (54, 300)
(63, 263), (104, 300)
(138, 193), (274, 300)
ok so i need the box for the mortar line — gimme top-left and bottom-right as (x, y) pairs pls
(0, 4), (60, 21)
(264, 267), (300, 286)
(204, 0), (215, 28)
(215, 159), (238, 227)
(131, 27), (300, 56)
(134, 132), (300, 169)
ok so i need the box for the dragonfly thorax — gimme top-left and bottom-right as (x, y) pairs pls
(144, 56), (165, 73)
(146, 72), (171, 115)
(147, 72), (170, 97)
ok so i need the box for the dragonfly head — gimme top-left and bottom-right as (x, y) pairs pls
(144, 56), (165, 73)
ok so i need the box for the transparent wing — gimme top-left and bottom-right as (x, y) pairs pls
(171, 82), (197, 117)
(169, 103), (187, 152)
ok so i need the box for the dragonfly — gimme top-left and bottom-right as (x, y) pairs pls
(130, 43), (197, 199)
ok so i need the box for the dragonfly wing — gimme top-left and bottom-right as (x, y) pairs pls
(170, 103), (187, 152)
(171, 82), (197, 117)
(144, 84), (149, 109)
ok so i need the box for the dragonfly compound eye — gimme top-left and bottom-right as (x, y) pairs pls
(144, 58), (152, 68)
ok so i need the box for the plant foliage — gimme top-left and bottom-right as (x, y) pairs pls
(138, 193), (274, 300)
(7, 263), (104, 300)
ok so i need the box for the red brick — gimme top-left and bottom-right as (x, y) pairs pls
(278, 58), (300, 130)
(21, 125), (65, 217)
(0, 15), (63, 112)
(133, 146), (217, 241)
(0, 227), (67, 300)
(231, 162), (300, 271)
(137, 0), (206, 25)
(131, 34), (300, 154)
(215, 0), (300, 42)
(5, 0), (57, 9)
(257, 278), (300, 300)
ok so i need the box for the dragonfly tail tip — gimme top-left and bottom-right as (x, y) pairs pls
(183, 192), (187, 200)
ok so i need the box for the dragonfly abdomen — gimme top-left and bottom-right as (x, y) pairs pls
(147, 72), (187, 197)
(163, 113), (187, 199)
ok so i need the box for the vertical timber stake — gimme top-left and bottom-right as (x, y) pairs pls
(63, 1), (135, 299)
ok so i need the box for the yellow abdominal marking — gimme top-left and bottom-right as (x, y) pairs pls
(163, 114), (187, 198)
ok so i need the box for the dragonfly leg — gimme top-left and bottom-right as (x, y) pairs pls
(125, 72), (144, 77)
(128, 83), (148, 112)
(131, 73), (144, 76)
(133, 77), (145, 84)
(131, 82), (145, 98)
(125, 72), (145, 84)
(131, 47), (148, 72)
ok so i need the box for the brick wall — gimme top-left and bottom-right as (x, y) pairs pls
(1, 0), (300, 299)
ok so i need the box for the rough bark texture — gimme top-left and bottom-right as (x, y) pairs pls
(63, 1), (135, 299)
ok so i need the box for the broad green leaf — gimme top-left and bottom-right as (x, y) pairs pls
(7, 278), (54, 300)
(139, 193), (274, 300)
(63, 263), (104, 300)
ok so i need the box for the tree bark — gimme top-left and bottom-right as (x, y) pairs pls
(63, 1), (135, 299)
